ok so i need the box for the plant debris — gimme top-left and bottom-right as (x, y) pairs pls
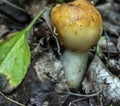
(82, 55), (120, 103)
(0, 0), (120, 106)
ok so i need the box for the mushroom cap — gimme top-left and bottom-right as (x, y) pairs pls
(51, 0), (102, 52)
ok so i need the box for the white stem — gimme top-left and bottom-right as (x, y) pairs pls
(60, 50), (88, 89)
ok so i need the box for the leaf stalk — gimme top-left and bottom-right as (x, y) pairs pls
(25, 9), (45, 33)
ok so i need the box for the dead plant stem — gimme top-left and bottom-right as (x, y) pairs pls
(0, 91), (26, 106)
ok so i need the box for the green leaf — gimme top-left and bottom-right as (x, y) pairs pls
(56, 0), (64, 3)
(0, 9), (45, 92)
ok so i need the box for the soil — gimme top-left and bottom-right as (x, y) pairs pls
(0, 0), (120, 106)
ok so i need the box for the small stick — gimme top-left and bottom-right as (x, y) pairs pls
(69, 97), (88, 106)
(0, 91), (26, 106)
(57, 90), (102, 97)
(0, 0), (26, 12)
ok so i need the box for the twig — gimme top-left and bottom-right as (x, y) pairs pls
(68, 90), (102, 106)
(105, 31), (110, 68)
(0, 91), (26, 106)
(57, 90), (102, 97)
(69, 97), (88, 106)
(89, 49), (120, 54)
(0, 0), (26, 12)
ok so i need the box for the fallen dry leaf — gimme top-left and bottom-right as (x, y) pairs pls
(82, 55), (120, 102)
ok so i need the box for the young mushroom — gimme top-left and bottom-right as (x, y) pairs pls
(51, 0), (102, 89)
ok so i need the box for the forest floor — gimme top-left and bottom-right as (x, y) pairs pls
(0, 0), (120, 106)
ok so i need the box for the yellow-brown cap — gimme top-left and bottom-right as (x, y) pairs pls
(51, 0), (102, 52)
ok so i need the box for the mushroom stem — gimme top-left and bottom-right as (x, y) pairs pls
(60, 49), (88, 89)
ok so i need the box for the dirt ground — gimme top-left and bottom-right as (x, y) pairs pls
(0, 0), (120, 106)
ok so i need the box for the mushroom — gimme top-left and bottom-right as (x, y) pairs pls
(51, 0), (102, 89)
